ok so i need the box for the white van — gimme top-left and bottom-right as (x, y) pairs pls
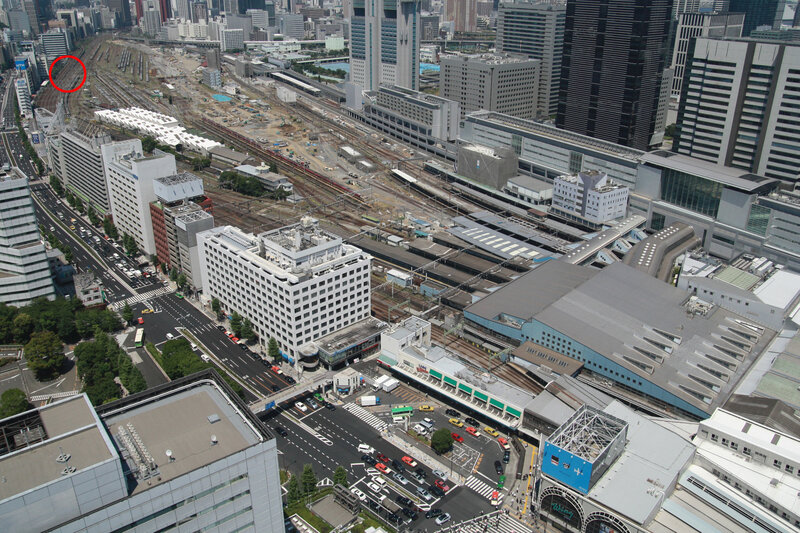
(373, 476), (387, 489)
(393, 416), (405, 423)
(200, 354), (210, 363)
(357, 443), (375, 454)
(413, 423), (428, 434)
(166, 333), (174, 340)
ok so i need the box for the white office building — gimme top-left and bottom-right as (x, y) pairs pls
(688, 408), (800, 533)
(102, 140), (177, 256)
(496, 0), (566, 118)
(0, 171), (55, 306)
(551, 170), (629, 227)
(440, 53), (540, 119)
(220, 28), (244, 52)
(348, 0), (422, 91)
(675, 37), (800, 185)
(198, 217), (372, 366)
(351, 85), (460, 149)
(669, 11), (743, 98)
(48, 128), (113, 214)
(14, 78), (31, 117)
(0, 371), (284, 532)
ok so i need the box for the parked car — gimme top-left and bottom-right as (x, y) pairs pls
(402, 456), (417, 467)
(416, 486), (433, 501)
(418, 405), (434, 412)
(285, 376), (296, 384)
(484, 426), (500, 437)
(393, 473), (409, 485)
(434, 479), (450, 492)
(448, 418), (463, 428)
(350, 487), (367, 502)
(412, 470), (425, 482)
(466, 426), (479, 436)
(451, 432), (463, 443)
(495, 460), (504, 475)
(414, 467), (427, 479)
(396, 496), (413, 507)
(377, 452), (389, 463)
(445, 409), (460, 417)
(401, 508), (417, 521)
(357, 443), (375, 454)
(271, 384), (280, 392)
(306, 398), (318, 409)
(465, 417), (479, 426)
(429, 485), (445, 498)
(295, 402), (308, 412)
(432, 469), (447, 480)
(391, 459), (405, 472)
(503, 450), (511, 463)
(366, 482), (382, 494)
(375, 463), (390, 474)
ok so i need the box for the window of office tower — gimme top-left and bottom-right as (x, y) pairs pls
(660, 168), (723, 218)
(746, 204), (771, 236)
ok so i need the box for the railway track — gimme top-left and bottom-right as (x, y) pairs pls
(197, 117), (369, 210)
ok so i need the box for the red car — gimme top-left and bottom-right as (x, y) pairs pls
(435, 479), (450, 491)
(377, 452), (389, 463)
(466, 426), (479, 436)
(137, 317), (144, 324)
(375, 463), (390, 474)
(402, 456), (418, 467)
(451, 432), (464, 443)
(231, 337), (240, 343)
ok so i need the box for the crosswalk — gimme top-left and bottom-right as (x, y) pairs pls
(109, 287), (172, 310)
(464, 475), (497, 498)
(453, 512), (532, 533)
(342, 402), (388, 432)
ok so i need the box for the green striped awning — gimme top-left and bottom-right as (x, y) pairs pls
(505, 406), (522, 418)
(378, 354), (397, 367)
(489, 398), (505, 410)
(474, 391), (488, 401)
(429, 369), (442, 379)
(443, 376), (457, 387)
(458, 383), (473, 394)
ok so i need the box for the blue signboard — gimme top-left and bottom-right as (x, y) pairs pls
(31, 132), (40, 144)
(14, 59), (27, 70)
(263, 401), (276, 411)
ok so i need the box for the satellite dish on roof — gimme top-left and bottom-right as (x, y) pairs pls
(166, 449), (174, 461)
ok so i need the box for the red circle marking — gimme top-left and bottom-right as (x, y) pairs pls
(48, 55), (87, 93)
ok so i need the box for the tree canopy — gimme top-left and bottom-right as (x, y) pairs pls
(431, 428), (454, 454)
(0, 389), (31, 418)
(24, 331), (66, 380)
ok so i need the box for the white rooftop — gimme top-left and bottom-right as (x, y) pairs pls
(753, 270), (800, 309)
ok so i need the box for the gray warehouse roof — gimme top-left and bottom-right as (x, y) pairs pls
(467, 261), (776, 416)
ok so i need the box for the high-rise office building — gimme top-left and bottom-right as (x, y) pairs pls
(669, 11), (743, 98)
(22, 0), (41, 34)
(674, 37), (800, 186)
(0, 371), (285, 531)
(440, 53), (540, 119)
(728, 0), (785, 36)
(247, 7), (268, 27)
(48, 128), (113, 214)
(158, 0), (171, 21)
(198, 217), (372, 364)
(107, 0), (132, 26)
(141, 2), (161, 34)
(349, 0), (421, 91)
(14, 78), (31, 116)
(220, 27), (244, 50)
(496, 0), (566, 118)
(40, 28), (71, 61)
(445, 0), (476, 32)
(191, 1), (208, 21)
(0, 170), (56, 306)
(277, 12), (303, 39)
(102, 140), (177, 256)
(556, 0), (674, 151)
(176, 0), (190, 18)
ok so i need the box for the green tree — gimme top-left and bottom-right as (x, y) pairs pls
(121, 302), (133, 325)
(333, 465), (348, 487)
(211, 297), (221, 317)
(301, 464), (317, 495)
(176, 273), (187, 290)
(431, 428), (454, 454)
(241, 318), (256, 342)
(286, 475), (301, 505)
(169, 267), (178, 282)
(268, 337), (281, 363)
(123, 234), (138, 257)
(50, 175), (64, 196)
(87, 206), (100, 226)
(269, 162), (278, 173)
(65, 191), (75, 207)
(24, 331), (65, 380)
(230, 311), (242, 337)
(12, 313), (35, 343)
(63, 246), (74, 264)
(142, 135), (157, 153)
(0, 388), (31, 418)
(665, 123), (677, 139)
